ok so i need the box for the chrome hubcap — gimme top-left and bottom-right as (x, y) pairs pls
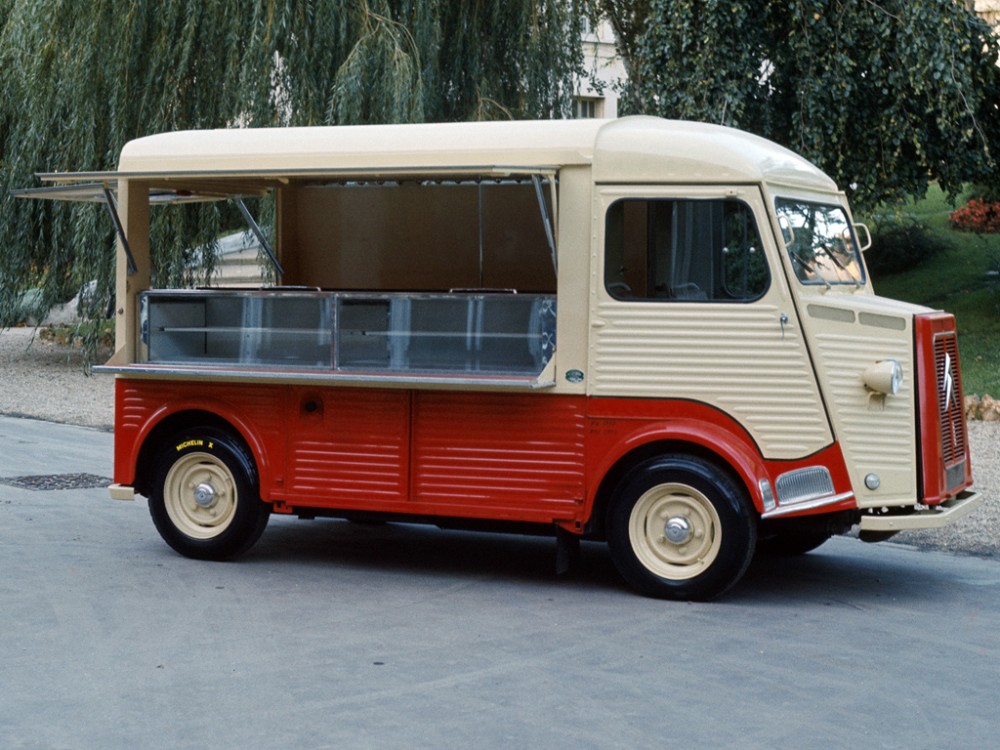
(193, 482), (217, 508)
(664, 516), (692, 544)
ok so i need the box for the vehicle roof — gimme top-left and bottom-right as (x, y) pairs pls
(42, 116), (838, 193)
(592, 117), (837, 191)
(116, 118), (604, 176)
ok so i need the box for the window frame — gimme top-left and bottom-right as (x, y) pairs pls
(601, 193), (772, 304)
(774, 197), (867, 288)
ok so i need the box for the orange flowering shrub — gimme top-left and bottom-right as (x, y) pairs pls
(950, 199), (1000, 233)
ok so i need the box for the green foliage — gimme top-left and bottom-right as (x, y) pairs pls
(329, 4), (424, 124)
(869, 185), (1000, 398)
(865, 219), (950, 276)
(602, 0), (1000, 213)
(0, 0), (585, 339)
(966, 183), (1000, 204)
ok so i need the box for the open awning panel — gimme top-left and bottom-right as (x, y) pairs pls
(15, 164), (557, 203)
(13, 181), (249, 204)
(12, 165), (560, 280)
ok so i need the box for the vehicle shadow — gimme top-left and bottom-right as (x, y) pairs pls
(245, 519), (980, 604)
(247, 516), (626, 592)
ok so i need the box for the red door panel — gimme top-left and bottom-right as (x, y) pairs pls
(410, 392), (586, 519)
(284, 388), (410, 506)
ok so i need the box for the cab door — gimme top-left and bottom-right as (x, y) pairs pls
(589, 185), (832, 461)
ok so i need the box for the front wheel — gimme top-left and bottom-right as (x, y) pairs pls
(148, 429), (270, 560)
(606, 455), (756, 601)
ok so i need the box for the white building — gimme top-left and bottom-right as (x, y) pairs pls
(976, 0), (1000, 26)
(574, 18), (626, 119)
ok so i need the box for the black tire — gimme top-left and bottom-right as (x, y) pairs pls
(148, 428), (270, 560)
(605, 455), (756, 601)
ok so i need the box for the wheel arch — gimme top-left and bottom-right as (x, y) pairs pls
(132, 408), (263, 498)
(586, 430), (767, 540)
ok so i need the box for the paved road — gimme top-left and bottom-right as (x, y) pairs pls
(1, 415), (998, 749)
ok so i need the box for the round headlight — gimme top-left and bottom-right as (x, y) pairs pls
(863, 359), (903, 396)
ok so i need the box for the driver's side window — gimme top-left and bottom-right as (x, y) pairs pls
(604, 198), (769, 302)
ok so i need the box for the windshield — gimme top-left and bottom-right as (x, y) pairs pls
(776, 200), (865, 286)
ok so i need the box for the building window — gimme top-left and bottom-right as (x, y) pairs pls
(572, 97), (602, 119)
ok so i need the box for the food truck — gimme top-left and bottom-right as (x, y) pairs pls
(18, 116), (982, 599)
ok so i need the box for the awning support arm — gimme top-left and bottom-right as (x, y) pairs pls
(477, 181), (485, 288)
(101, 184), (137, 276)
(532, 175), (557, 275)
(235, 198), (284, 281)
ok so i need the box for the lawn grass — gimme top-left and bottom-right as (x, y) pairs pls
(866, 185), (1000, 397)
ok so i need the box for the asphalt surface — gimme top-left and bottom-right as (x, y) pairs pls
(1, 415), (999, 749)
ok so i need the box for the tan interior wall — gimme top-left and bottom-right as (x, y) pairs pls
(283, 182), (557, 292)
(622, 201), (649, 294)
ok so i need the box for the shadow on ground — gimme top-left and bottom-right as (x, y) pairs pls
(237, 518), (974, 605)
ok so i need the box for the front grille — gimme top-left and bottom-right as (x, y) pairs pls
(934, 333), (967, 468)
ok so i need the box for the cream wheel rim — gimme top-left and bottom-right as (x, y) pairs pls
(163, 452), (238, 539)
(628, 482), (722, 580)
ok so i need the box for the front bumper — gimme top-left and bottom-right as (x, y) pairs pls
(858, 490), (983, 533)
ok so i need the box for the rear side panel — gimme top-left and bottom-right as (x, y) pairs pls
(115, 380), (587, 524)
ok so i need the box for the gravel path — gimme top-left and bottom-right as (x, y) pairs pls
(1, 327), (114, 430)
(1, 326), (997, 557)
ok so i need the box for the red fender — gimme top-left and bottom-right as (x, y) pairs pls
(584, 399), (773, 515)
(114, 381), (275, 493)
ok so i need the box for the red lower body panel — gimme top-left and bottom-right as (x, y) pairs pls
(116, 381), (586, 524)
(114, 379), (853, 527)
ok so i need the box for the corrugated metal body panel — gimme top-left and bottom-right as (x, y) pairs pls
(796, 296), (928, 508)
(115, 382), (150, 485)
(115, 380), (589, 519)
(285, 389), (409, 503)
(811, 329), (916, 505)
(589, 302), (832, 459)
(118, 385), (153, 433)
(114, 379), (287, 487)
(116, 380), (285, 436)
(411, 393), (586, 517)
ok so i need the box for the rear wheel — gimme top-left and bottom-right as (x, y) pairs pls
(606, 455), (756, 600)
(148, 429), (270, 560)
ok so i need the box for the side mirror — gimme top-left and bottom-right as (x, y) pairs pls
(854, 222), (872, 253)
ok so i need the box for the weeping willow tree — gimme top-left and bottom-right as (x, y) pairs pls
(0, 0), (584, 333)
(592, 0), (1000, 212)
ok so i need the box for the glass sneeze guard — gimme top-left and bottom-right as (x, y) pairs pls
(137, 289), (556, 381)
